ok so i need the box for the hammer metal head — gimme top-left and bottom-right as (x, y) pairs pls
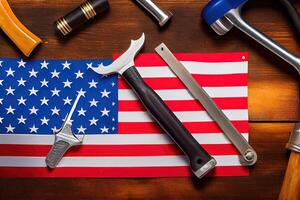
(202, 0), (247, 35)
(91, 33), (145, 75)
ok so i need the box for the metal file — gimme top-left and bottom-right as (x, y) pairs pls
(155, 43), (257, 166)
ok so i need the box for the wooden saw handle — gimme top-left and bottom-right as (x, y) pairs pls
(279, 151), (300, 200)
(0, 0), (41, 56)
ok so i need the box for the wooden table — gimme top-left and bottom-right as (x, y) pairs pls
(0, 0), (299, 199)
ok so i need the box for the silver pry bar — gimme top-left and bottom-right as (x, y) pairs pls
(134, 0), (173, 27)
(155, 43), (257, 166)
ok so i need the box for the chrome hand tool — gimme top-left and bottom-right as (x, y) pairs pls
(202, 0), (300, 197)
(45, 93), (84, 168)
(155, 43), (257, 166)
(134, 0), (172, 27)
(202, 0), (300, 75)
(91, 33), (216, 178)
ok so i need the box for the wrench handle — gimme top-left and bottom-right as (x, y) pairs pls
(45, 140), (71, 169)
(279, 0), (300, 40)
(122, 66), (216, 178)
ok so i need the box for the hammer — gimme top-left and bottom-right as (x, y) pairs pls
(91, 33), (217, 178)
(0, 0), (41, 56)
(202, 0), (300, 198)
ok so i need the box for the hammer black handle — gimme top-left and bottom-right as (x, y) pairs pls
(122, 66), (215, 177)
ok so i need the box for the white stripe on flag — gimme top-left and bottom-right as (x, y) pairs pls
(135, 61), (248, 77)
(119, 87), (248, 100)
(0, 133), (248, 145)
(0, 155), (242, 167)
(119, 110), (248, 122)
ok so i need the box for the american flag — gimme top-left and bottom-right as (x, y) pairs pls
(0, 53), (249, 177)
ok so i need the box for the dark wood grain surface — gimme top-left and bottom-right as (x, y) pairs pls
(0, 0), (299, 199)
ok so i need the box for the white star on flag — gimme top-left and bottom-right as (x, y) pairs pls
(51, 69), (60, 78)
(40, 60), (49, 69)
(75, 70), (84, 79)
(17, 78), (26, 86)
(41, 117), (49, 125)
(62, 61), (71, 69)
(17, 96), (27, 106)
(40, 97), (49, 106)
(29, 125), (38, 133)
(0, 80), (3, 86)
(40, 79), (49, 87)
(29, 68), (38, 77)
(63, 79), (72, 88)
(51, 126), (59, 133)
(101, 108), (110, 117)
(17, 59), (26, 68)
(100, 126), (109, 133)
(77, 125), (86, 134)
(29, 87), (38, 96)
(0, 117), (3, 123)
(77, 89), (86, 97)
(29, 106), (38, 115)
(101, 89), (110, 98)
(6, 68), (15, 77)
(6, 124), (15, 133)
(51, 107), (60, 116)
(0, 99), (3, 105)
(51, 88), (60, 97)
(6, 105), (15, 114)
(86, 63), (93, 69)
(17, 115), (26, 124)
(63, 97), (72, 105)
(78, 108), (86, 116)
(6, 86), (15, 95)
(89, 117), (98, 126)
(88, 79), (98, 88)
(89, 99), (98, 107)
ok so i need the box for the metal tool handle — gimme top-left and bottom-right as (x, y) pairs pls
(226, 8), (300, 75)
(134, 0), (172, 26)
(122, 66), (216, 178)
(279, 0), (300, 40)
(45, 140), (71, 169)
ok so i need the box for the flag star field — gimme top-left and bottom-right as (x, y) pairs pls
(0, 58), (118, 135)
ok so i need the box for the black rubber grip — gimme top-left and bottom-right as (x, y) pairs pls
(55, 0), (109, 36)
(279, 0), (300, 40)
(122, 67), (214, 173)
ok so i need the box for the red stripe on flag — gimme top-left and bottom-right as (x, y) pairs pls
(119, 98), (248, 111)
(0, 144), (240, 157)
(118, 74), (248, 89)
(118, 121), (248, 134)
(113, 52), (248, 65)
(0, 166), (248, 177)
